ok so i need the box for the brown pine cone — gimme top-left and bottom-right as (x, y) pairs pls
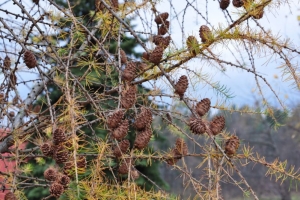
(54, 145), (69, 164)
(196, 98), (211, 117)
(199, 25), (212, 43)
(111, 0), (119, 11)
(134, 107), (152, 130)
(121, 85), (137, 109)
(220, 0), (230, 10)
(174, 75), (188, 100)
(232, 0), (244, 7)
(153, 35), (171, 49)
(142, 52), (150, 61)
(119, 49), (127, 64)
(63, 161), (75, 177)
(8, 111), (15, 118)
(131, 168), (140, 180)
(3, 56), (11, 70)
(158, 20), (170, 35)
(49, 182), (64, 198)
(44, 167), (57, 181)
(225, 135), (240, 157)
(40, 142), (54, 157)
(134, 127), (152, 150)
(107, 110), (124, 129)
(166, 148), (181, 165)
(77, 156), (87, 169)
(209, 115), (225, 135)
(186, 36), (199, 56)
(53, 128), (67, 145)
(175, 138), (188, 156)
(118, 158), (132, 174)
(149, 46), (164, 65)
(58, 174), (71, 187)
(154, 12), (169, 24)
(112, 120), (129, 140)
(122, 61), (137, 82)
(4, 192), (17, 200)
(113, 139), (130, 157)
(188, 118), (206, 134)
(24, 50), (37, 69)
(135, 61), (147, 73)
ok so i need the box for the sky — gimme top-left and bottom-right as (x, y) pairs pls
(1, 0), (300, 112)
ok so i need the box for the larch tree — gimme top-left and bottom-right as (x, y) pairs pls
(0, 0), (299, 199)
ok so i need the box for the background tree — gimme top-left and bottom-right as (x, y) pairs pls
(0, 0), (300, 199)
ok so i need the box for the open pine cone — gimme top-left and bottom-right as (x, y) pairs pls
(225, 135), (240, 157)
(188, 118), (206, 134)
(3, 56), (11, 70)
(54, 144), (69, 164)
(44, 167), (57, 181)
(121, 85), (137, 109)
(134, 127), (152, 150)
(186, 36), (199, 56)
(220, 0), (230, 10)
(113, 139), (130, 157)
(134, 107), (152, 130)
(174, 75), (188, 100)
(209, 115), (225, 135)
(154, 12), (169, 24)
(158, 20), (170, 35)
(53, 128), (67, 145)
(149, 46), (164, 65)
(153, 35), (171, 49)
(119, 49), (127, 64)
(122, 61), (137, 82)
(112, 120), (129, 140)
(175, 138), (188, 156)
(196, 98), (211, 117)
(49, 182), (64, 198)
(199, 25), (212, 43)
(107, 110), (124, 129)
(40, 142), (54, 157)
(232, 0), (244, 7)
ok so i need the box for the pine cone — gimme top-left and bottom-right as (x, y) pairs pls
(232, 0), (244, 7)
(153, 35), (171, 49)
(107, 110), (124, 129)
(122, 61), (137, 82)
(166, 148), (180, 165)
(199, 25), (212, 43)
(142, 52), (150, 61)
(135, 61), (147, 73)
(174, 75), (188, 100)
(134, 127), (152, 150)
(10, 72), (17, 87)
(77, 155), (87, 169)
(154, 12), (169, 24)
(8, 111), (15, 118)
(196, 98), (211, 117)
(134, 107), (152, 130)
(118, 158), (132, 174)
(4, 192), (17, 200)
(54, 145), (69, 164)
(131, 168), (140, 180)
(58, 174), (71, 187)
(119, 49), (127, 64)
(49, 182), (64, 198)
(44, 167), (57, 181)
(40, 142), (54, 157)
(210, 115), (225, 135)
(112, 120), (129, 140)
(225, 135), (240, 157)
(121, 85), (137, 109)
(158, 20), (170, 35)
(220, 0), (230, 10)
(24, 50), (37, 69)
(186, 36), (199, 56)
(175, 138), (188, 156)
(149, 46), (164, 65)
(53, 128), (67, 145)
(113, 139), (130, 157)
(111, 0), (119, 11)
(188, 118), (206, 134)
(63, 161), (75, 177)
(3, 56), (11, 70)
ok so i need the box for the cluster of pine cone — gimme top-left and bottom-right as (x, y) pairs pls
(142, 12), (171, 65)
(220, 0), (264, 19)
(40, 128), (87, 197)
